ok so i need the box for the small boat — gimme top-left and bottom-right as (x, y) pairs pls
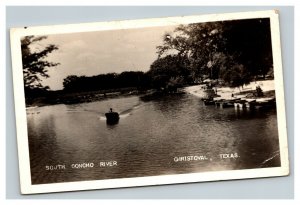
(245, 99), (256, 109)
(233, 100), (247, 109)
(254, 98), (276, 109)
(203, 99), (215, 106)
(216, 100), (234, 108)
(105, 108), (120, 124)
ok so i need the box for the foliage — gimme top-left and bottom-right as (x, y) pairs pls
(155, 18), (273, 87)
(148, 55), (189, 89)
(21, 35), (59, 90)
(157, 22), (227, 80)
(220, 64), (252, 88)
(167, 76), (185, 92)
(223, 19), (273, 77)
(63, 71), (151, 92)
(28, 18), (274, 96)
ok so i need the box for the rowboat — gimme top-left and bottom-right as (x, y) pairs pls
(105, 110), (120, 124)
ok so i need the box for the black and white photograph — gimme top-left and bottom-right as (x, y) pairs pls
(10, 10), (289, 194)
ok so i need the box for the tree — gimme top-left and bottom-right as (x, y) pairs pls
(148, 55), (189, 89)
(167, 76), (184, 92)
(223, 18), (273, 78)
(63, 75), (80, 91)
(157, 22), (227, 81)
(155, 18), (273, 88)
(220, 64), (251, 89)
(62, 71), (151, 92)
(21, 35), (59, 90)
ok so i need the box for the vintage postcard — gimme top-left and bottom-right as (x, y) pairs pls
(10, 10), (289, 194)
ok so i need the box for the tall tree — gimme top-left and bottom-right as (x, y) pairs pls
(21, 35), (59, 90)
(223, 18), (273, 77)
(157, 22), (227, 81)
(155, 18), (273, 87)
(220, 64), (252, 88)
(148, 55), (189, 89)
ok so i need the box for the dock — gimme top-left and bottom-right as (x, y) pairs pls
(202, 97), (275, 110)
(215, 99), (235, 108)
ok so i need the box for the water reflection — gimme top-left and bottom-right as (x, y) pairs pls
(106, 123), (119, 129)
(27, 94), (280, 184)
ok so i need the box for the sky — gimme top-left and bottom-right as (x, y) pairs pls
(30, 25), (176, 90)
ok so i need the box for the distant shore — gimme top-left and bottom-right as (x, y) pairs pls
(25, 88), (148, 108)
(25, 79), (276, 108)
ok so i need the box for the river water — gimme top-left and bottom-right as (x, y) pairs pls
(26, 93), (280, 184)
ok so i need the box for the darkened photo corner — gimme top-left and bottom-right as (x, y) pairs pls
(15, 12), (285, 188)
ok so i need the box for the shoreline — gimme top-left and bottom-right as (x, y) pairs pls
(25, 79), (276, 108)
(25, 89), (148, 108)
(184, 79), (276, 102)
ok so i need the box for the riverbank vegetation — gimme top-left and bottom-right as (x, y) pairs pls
(22, 18), (274, 107)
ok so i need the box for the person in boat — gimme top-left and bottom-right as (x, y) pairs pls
(106, 108), (119, 124)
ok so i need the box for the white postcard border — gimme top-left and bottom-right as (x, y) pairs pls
(10, 10), (289, 194)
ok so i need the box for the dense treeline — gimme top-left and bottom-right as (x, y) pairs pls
(151, 18), (273, 88)
(62, 18), (273, 94)
(63, 71), (152, 92)
(22, 18), (274, 105)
